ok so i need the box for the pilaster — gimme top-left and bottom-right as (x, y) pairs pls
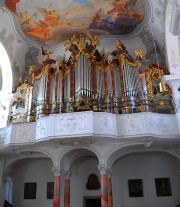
(98, 164), (108, 207)
(52, 166), (61, 207)
(63, 170), (71, 207)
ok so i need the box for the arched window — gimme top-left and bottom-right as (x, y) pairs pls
(0, 65), (2, 91)
(0, 42), (13, 128)
(0, 42), (12, 93)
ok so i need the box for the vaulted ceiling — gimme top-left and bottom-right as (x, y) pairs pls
(3, 0), (146, 47)
(0, 0), (174, 89)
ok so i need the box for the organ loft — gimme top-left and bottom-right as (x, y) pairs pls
(9, 33), (174, 123)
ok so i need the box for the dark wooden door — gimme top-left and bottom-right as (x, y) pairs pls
(85, 197), (101, 207)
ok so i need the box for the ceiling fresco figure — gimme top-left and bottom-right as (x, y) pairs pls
(4, 0), (145, 46)
(5, 0), (20, 14)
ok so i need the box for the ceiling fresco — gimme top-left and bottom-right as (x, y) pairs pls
(4, 0), (145, 46)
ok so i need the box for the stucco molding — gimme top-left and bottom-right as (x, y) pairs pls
(52, 166), (62, 176)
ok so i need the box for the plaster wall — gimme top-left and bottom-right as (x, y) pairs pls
(165, 1), (180, 74)
(0, 183), (5, 207)
(11, 157), (101, 207)
(0, 156), (5, 207)
(10, 152), (180, 207)
(113, 153), (180, 207)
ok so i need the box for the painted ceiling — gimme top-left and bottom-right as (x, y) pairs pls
(4, 0), (145, 46)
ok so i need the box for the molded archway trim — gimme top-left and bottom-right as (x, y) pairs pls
(0, 42), (12, 94)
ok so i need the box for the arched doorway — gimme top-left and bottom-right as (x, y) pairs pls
(61, 148), (101, 207)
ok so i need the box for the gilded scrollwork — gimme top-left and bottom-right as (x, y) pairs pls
(145, 70), (153, 101)
(19, 32), (174, 121)
(10, 78), (32, 123)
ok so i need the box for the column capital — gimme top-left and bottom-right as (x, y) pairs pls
(98, 164), (108, 175)
(52, 166), (61, 176)
(63, 170), (72, 179)
(107, 169), (112, 177)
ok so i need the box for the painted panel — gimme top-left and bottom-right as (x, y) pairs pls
(4, 0), (145, 46)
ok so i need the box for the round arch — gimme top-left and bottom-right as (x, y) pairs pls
(104, 143), (180, 169)
(110, 149), (180, 207)
(3, 154), (54, 207)
(0, 42), (13, 128)
(0, 42), (12, 94)
(60, 147), (100, 171)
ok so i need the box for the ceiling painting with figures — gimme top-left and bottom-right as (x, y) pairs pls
(4, 0), (145, 46)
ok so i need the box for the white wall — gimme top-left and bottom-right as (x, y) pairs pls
(166, 1), (180, 74)
(10, 153), (180, 207)
(113, 152), (180, 207)
(12, 158), (54, 207)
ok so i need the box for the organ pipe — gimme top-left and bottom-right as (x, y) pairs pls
(16, 32), (174, 122)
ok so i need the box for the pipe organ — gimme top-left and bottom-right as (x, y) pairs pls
(9, 33), (174, 123)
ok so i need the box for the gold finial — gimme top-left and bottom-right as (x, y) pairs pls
(102, 48), (105, 54)
(77, 33), (86, 52)
(107, 53), (113, 64)
(64, 33), (78, 51)
(29, 65), (35, 74)
(135, 49), (144, 60)
(115, 40), (123, 50)
(19, 76), (23, 83)
(87, 33), (100, 46)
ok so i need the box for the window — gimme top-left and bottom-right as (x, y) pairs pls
(0, 65), (2, 91)
(0, 42), (12, 128)
(0, 42), (12, 93)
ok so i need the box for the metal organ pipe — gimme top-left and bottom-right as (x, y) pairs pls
(75, 54), (92, 98)
(122, 65), (127, 97)
(50, 75), (56, 105)
(122, 62), (142, 98)
(57, 74), (62, 102)
(96, 68), (104, 98)
(64, 74), (70, 100)
(96, 68), (100, 96)
(114, 69), (121, 98)
(24, 34), (173, 120)
(107, 69), (112, 98)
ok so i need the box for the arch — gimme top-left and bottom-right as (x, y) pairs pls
(111, 150), (180, 207)
(3, 149), (53, 175)
(0, 42), (12, 94)
(0, 42), (13, 127)
(5, 157), (54, 207)
(60, 147), (101, 171)
(105, 143), (180, 169)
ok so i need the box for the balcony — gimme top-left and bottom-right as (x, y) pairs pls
(0, 111), (179, 147)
